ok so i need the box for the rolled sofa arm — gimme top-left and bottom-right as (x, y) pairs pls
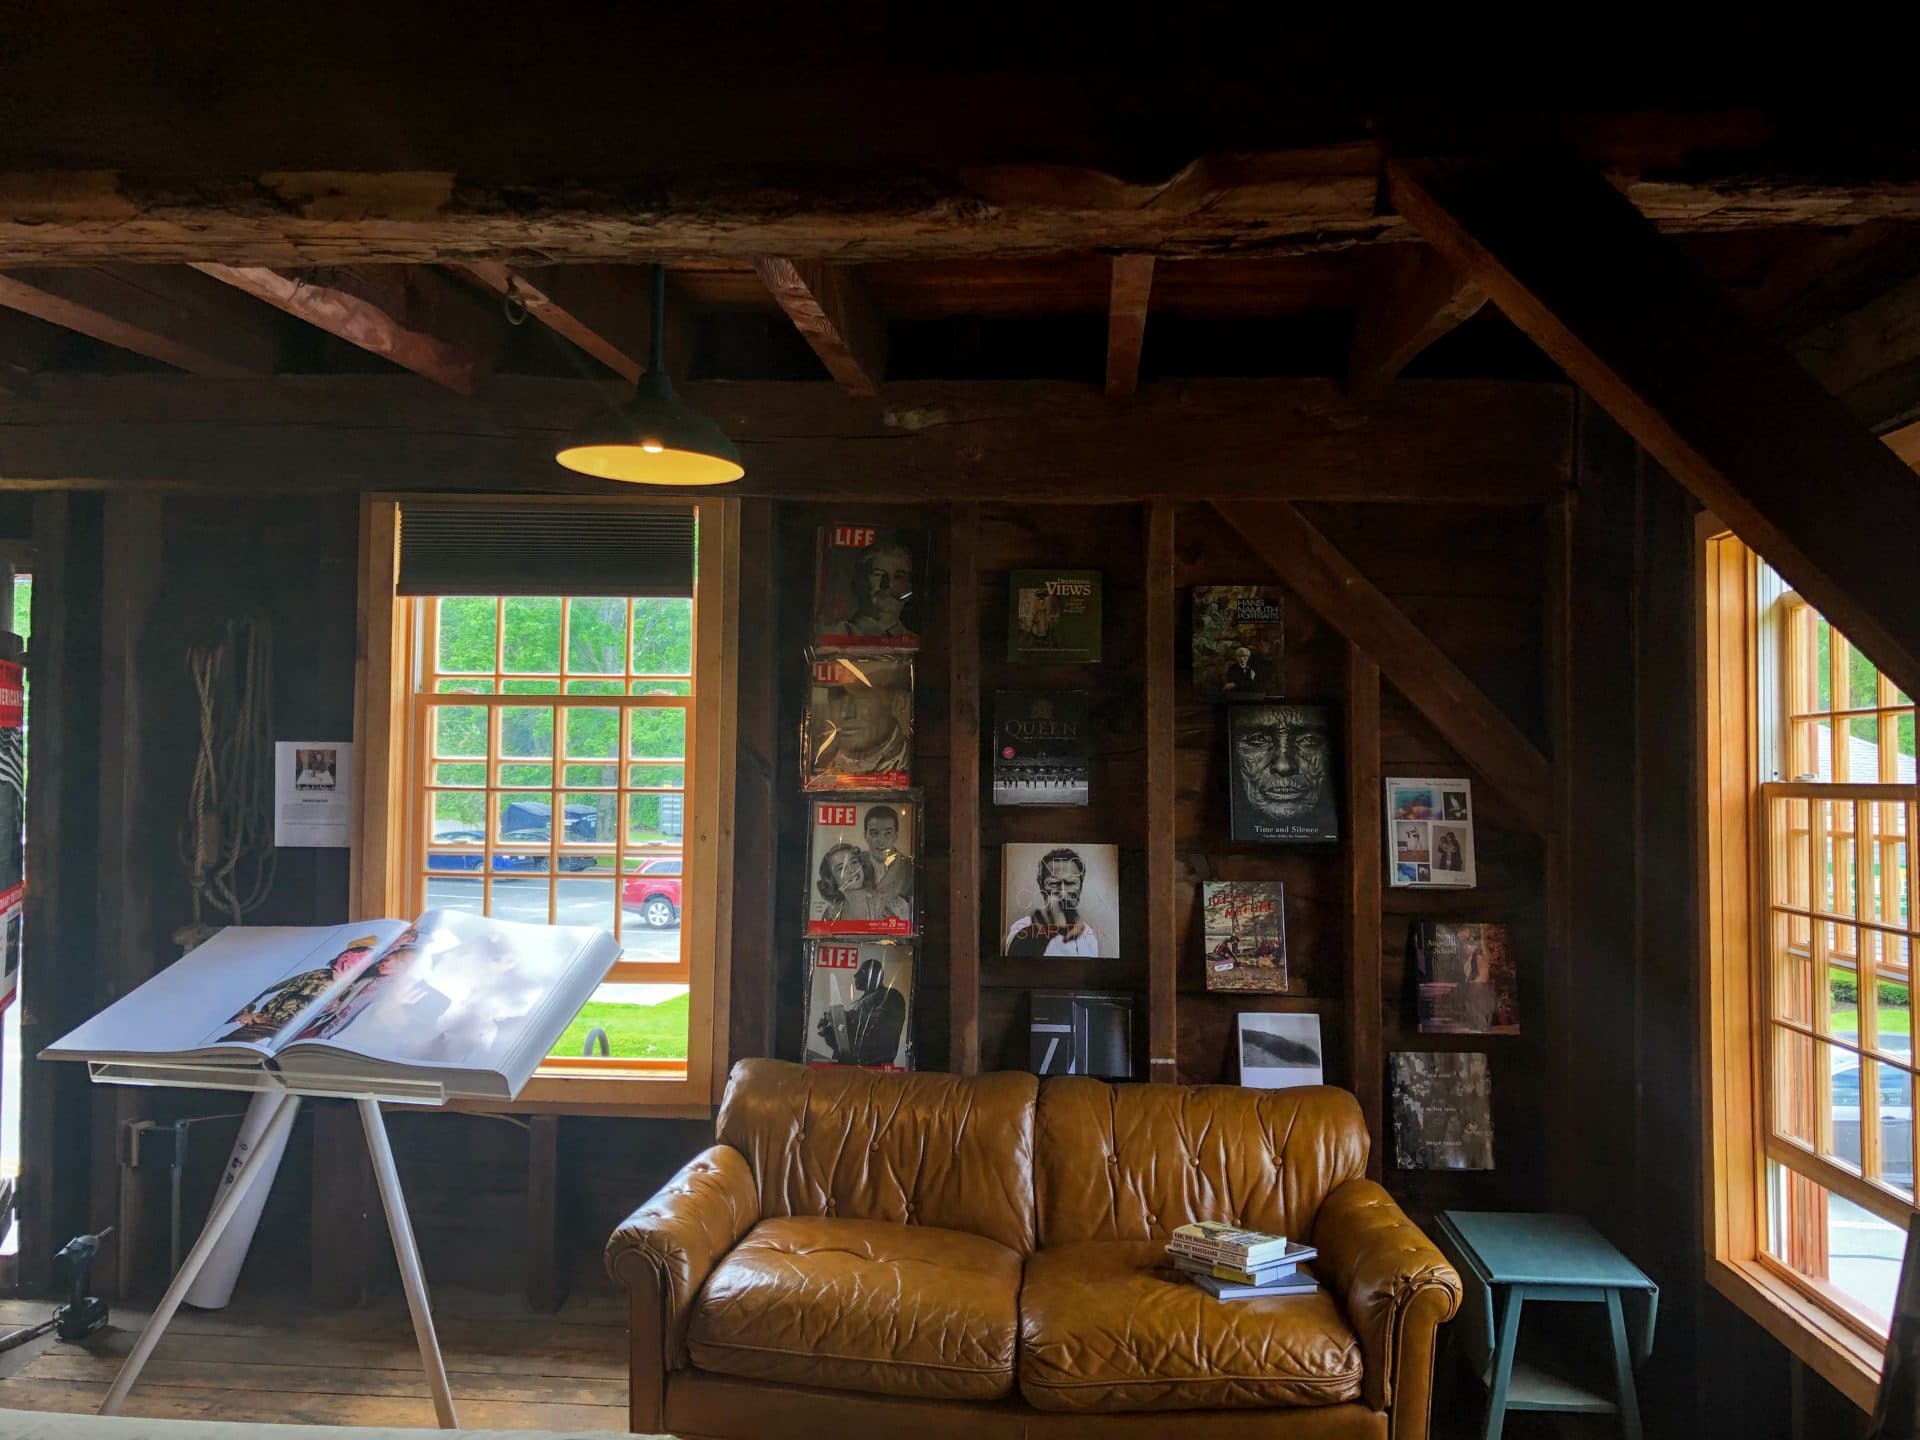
(605, 1144), (759, 1431)
(1314, 1179), (1462, 1439)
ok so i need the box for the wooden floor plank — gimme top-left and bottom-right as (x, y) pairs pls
(0, 1289), (634, 1431)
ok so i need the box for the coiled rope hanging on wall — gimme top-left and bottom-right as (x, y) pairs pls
(175, 617), (276, 952)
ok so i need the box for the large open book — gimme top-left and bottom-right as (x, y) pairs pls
(44, 910), (619, 1103)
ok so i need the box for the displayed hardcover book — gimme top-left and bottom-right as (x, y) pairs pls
(1385, 777), (1477, 888)
(1185, 1271), (1320, 1301)
(1237, 1012), (1323, 1089)
(1002, 842), (1121, 958)
(992, 690), (1091, 807)
(1172, 1245), (1317, 1285)
(803, 655), (914, 791)
(42, 912), (619, 1103)
(802, 941), (914, 1071)
(0, 657), (20, 1014)
(1392, 1052), (1495, 1170)
(1413, 921), (1519, 1035)
(811, 522), (925, 651)
(1203, 881), (1288, 992)
(1008, 570), (1102, 664)
(1227, 703), (1339, 843)
(1168, 1221), (1294, 1269)
(1029, 990), (1134, 1078)
(807, 796), (917, 937)
(1192, 585), (1285, 701)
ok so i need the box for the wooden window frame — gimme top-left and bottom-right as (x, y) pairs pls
(352, 494), (739, 1116)
(1701, 519), (1919, 1410)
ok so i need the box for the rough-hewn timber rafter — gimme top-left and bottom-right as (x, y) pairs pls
(1105, 255), (1155, 398)
(1389, 155), (1920, 703)
(752, 258), (887, 396)
(0, 266), (277, 377)
(1347, 246), (1486, 398)
(1212, 499), (1554, 834)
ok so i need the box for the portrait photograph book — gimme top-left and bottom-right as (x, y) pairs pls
(43, 910), (620, 1103)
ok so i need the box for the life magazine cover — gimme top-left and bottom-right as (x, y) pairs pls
(806, 796), (917, 937)
(802, 941), (913, 1070)
(1202, 880), (1288, 992)
(811, 522), (924, 650)
(1193, 585), (1284, 701)
(803, 655), (914, 790)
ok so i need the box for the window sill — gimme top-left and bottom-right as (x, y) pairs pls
(1707, 1255), (1883, 1411)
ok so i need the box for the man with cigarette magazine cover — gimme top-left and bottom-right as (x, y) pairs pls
(804, 656), (912, 789)
(812, 523), (923, 648)
(1228, 702), (1339, 843)
(805, 947), (911, 1069)
(1004, 845), (1109, 957)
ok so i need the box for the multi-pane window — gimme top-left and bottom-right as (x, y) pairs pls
(1760, 592), (1917, 1331)
(406, 594), (696, 1071)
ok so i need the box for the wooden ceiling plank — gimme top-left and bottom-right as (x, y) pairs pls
(1211, 498), (1553, 834)
(460, 263), (657, 384)
(0, 375), (1571, 504)
(1388, 155), (1920, 704)
(192, 263), (495, 393)
(752, 258), (887, 396)
(1792, 269), (1920, 413)
(1105, 254), (1155, 397)
(1347, 246), (1486, 398)
(0, 266), (276, 376)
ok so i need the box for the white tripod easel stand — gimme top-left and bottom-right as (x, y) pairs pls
(100, 1093), (459, 1428)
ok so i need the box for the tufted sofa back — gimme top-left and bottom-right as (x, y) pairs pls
(1034, 1078), (1368, 1247)
(715, 1058), (1039, 1254)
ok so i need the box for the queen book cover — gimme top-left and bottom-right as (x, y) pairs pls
(1202, 880), (1288, 992)
(992, 690), (1090, 806)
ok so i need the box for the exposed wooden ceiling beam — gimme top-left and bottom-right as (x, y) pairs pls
(459, 263), (662, 383)
(1793, 270), (1920, 427)
(1212, 499), (1552, 834)
(1104, 255), (1154, 398)
(10, 156), (1920, 266)
(752, 258), (886, 396)
(1888, 420), (1920, 468)
(192, 263), (496, 393)
(0, 312), (58, 400)
(1389, 155), (1920, 703)
(1347, 247), (1485, 398)
(0, 266), (276, 376)
(0, 376), (1571, 503)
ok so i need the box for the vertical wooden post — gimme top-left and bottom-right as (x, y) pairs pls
(947, 505), (981, 1075)
(1145, 501), (1178, 1082)
(1345, 647), (1384, 1175)
(311, 1100), (377, 1308)
(1544, 489), (1575, 1209)
(727, 499), (778, 1066)
(525, 1115), (566, 1312)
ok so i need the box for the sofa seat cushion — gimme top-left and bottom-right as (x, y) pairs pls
(687, 1216), (1022, 1401)
(1018, 1241), (1365, 1413)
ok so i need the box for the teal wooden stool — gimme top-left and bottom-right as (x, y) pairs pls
(1432, 1211), (1658, 1440)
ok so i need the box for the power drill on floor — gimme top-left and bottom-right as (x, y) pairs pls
(0, 1227), (112, 1353)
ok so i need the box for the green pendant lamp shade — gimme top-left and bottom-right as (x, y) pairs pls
(555, 267), (744, 485)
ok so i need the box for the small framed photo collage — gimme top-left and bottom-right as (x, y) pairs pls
(799, 523), (924, 1073)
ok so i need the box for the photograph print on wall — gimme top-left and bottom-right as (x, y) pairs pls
(1237, 1012), (1323, 1089)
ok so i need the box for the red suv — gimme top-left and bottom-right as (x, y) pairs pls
(622, 857), (683, 929)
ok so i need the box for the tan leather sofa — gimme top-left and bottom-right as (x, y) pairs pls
(608, 1059), (1461, 1440)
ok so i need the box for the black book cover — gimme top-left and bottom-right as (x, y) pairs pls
(1226, 702), (1339, 843)
(992, 690), (1091, 806)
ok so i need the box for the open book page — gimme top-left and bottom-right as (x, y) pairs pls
(42, 921), (412, 1064)
(278, 909), (618, 1095)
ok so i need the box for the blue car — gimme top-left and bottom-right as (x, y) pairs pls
(427, 802), (602, 873)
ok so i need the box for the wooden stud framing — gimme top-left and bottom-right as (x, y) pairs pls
(947, 505), (982, 1076)
(1145, 500), (1177, 1082)
(460, 263), (655, 384)
(525, 1115), (566, 1313)
(0, 266), (276, 377)
(1105, 255), (1155, 398)
(1212, 499), (1553, 833)
(1344, 648), (1384, 1175)
(1346, 246), (1485, 399)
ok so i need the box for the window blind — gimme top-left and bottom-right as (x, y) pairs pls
(396, 503), (695, 597)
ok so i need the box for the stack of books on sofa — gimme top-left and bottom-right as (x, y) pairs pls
(1167, 1221), (1318, 1299)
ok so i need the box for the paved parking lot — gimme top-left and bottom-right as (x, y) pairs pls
(424, 876), (680, 965)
